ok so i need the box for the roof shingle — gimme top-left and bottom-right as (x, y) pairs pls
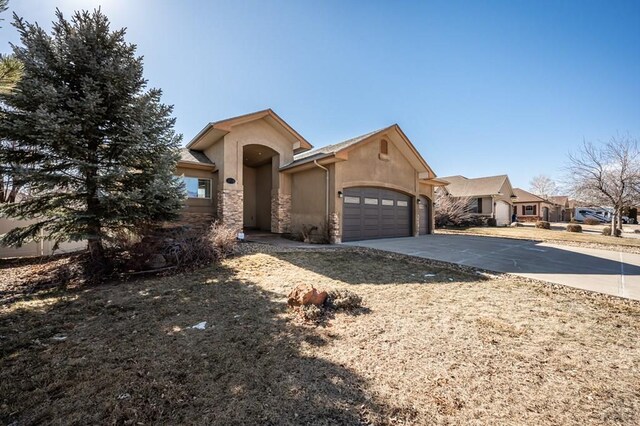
(440, 175), (510, 197)
(179, 148), (214, 165)
(512, 188), (545, 203)
(291, 126), (391, 163)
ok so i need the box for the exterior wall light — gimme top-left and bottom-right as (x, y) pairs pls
(417, 199), (422, 204)
(338, 191), (343, 198)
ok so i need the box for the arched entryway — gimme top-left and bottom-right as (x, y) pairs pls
(242, 144), (277, 231)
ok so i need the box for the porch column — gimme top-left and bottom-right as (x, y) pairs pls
(217, 189), (243, 231)
(216, 137), (243, 231)
(270, 155), (291, 233)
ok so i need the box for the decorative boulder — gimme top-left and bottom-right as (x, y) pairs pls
(146, 254), (167, 269)
(510, 222), (523, 227)
(287, 283), (328, 307)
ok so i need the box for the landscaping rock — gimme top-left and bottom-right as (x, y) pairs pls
(287, 283), (328, 306)
(510, 222), (523, 227)
(535, 221), (551, 229)
(146, 254), (167, 269)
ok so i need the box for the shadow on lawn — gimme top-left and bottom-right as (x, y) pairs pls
(0, 263), (406, 425)
(269, 248), (484, 285)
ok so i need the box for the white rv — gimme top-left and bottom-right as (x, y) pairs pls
(574, 208), (609, 223)
(596, 208), (632, 224)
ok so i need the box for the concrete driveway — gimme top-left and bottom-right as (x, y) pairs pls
(345, 234), (640, 301)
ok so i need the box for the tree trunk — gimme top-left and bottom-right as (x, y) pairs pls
(87, 237), (104, 260)
(618, 209), (624, 232)
(611, 213), (617, 237)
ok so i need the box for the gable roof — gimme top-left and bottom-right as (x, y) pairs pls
(282, 124), (435, 177)
(548, 195), (569, 207)
(177, 148), (216, 169)
(179, 148), (214, 165)
(186, 109), (313, 153)
(292, 127), (391, 162)
(512, 188), (546, 203)
(440, 174), (513, 197)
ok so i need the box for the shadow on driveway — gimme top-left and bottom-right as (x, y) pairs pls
(346, 234), (640, 300)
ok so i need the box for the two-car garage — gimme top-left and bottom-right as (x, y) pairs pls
(342, 187), (431, 242)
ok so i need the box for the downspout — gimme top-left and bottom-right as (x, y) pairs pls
(313, 160), (330, 227)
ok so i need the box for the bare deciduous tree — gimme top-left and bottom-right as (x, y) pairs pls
(529, 175), (558, 200)
(434, 188), (473, 228)
(567, 135), (640, 235)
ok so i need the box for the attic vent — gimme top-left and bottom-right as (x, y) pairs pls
(380, 139), (388, 155)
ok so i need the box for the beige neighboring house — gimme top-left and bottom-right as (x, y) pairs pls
(512, 188), (569, 222)
(548, 196), (570, 221)
(439, 175), (516, 226)
(176, 109), (446, 243)
(0, 217), (86, 258)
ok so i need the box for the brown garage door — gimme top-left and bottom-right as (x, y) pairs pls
(342, 187), (412, 242)
(418, 195), (431, 235)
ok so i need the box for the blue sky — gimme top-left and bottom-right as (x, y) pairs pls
(1, 0), (639, 190)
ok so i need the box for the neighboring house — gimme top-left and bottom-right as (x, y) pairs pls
(547, 196), (570, 222)
(0, 217), (86, 258)
(439, 174), (516, 226)
(176, 109), (446, 243)
(512, 188), (569, 222)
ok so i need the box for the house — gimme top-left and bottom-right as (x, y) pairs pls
(438, 174), (516, 226)
(512, 188), (569, 222)
(176, 109), (446, 243)
(548, 196), (570, 221)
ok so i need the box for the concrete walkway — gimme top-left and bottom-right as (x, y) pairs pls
(346, 234), (640, 301)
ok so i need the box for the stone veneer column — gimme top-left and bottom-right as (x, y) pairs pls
(328, 212), (341, 244)
(271, 192), (291, 233)
(217, 189), (243, 231)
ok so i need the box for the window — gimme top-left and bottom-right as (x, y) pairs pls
(381, 199), (394, 206)
(364, 197), (379, 205)
(468, 198), (481, 214)
(397, 200), (408, 207)
(525, 205), (536, 215)
(183, 177), (211, 199)
(380, 139), (388, 155)
(344, 196), (360, 204)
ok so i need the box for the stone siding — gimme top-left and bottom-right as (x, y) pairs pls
(165, 212), (215, 233)
(217, 189), (244, 231)
(328, 212), (341, 244)
(517, 216), (540, 223)
(271, 192), (291, 233)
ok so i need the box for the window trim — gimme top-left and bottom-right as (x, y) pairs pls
(183, 176), (212, 199)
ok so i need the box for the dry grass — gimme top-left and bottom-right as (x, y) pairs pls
(438, 225), (640, 253)
(2, 246), (640, 425)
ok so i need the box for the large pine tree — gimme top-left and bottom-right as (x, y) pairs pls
(0, 9), (184, 260)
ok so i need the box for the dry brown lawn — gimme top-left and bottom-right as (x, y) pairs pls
(1, 246), (639, 425)
(438, 225), (640, 252)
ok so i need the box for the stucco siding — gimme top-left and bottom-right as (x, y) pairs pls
(291, 167), (327, 234)
(419, 182), (434, 201)
(338, 137), (416, 195)
(495, 179), (513, 204)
